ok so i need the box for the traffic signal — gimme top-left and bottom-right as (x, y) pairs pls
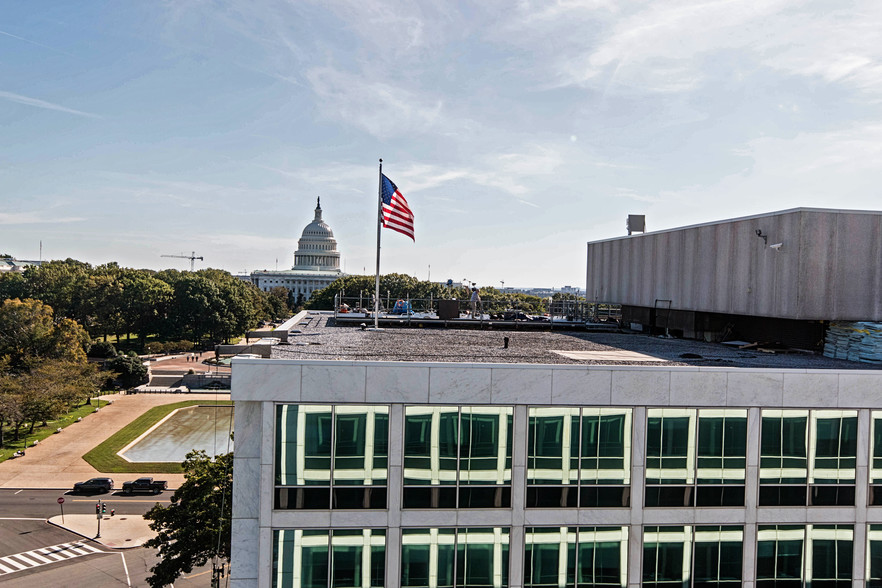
(101, 502), (106, 514)
(95, 503), (100, 515)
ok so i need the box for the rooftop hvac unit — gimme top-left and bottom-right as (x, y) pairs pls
(627, 215), (646, 235)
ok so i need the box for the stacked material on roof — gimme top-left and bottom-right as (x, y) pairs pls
(824, 322), (882, 364)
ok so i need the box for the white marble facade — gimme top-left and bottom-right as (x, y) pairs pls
(231, 358), (882, 588)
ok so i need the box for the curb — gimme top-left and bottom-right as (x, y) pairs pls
(46, 517), (153, 550)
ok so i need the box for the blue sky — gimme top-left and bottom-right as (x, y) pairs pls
(2, 1), (881, 289)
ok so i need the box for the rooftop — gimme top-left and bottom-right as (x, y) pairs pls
(269, 313), (876, 370)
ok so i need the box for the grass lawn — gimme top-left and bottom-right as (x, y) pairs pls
(83, 400), (233, 474)
(0, 399), (109, 464)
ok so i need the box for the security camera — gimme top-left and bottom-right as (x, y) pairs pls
(770, 243), (783, 250)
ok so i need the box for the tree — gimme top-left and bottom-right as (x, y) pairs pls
(0, 298), (90, 372)
(105, 353), (148, 389)
(266, 287), (290, 320)
(144, 450), (232, 588)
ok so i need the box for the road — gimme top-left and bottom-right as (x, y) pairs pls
(0, 489), (214, 587)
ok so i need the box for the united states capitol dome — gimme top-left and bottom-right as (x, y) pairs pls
(293, 197), (340, 270)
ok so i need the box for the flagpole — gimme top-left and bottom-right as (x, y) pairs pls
(373, 158), (383, 330)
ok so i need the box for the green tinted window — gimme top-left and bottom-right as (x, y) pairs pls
(756, 526), (804, 582)
(693, 526), (743, 585)
(402, 528), (507, 588)
(642, 526), (686, 585)
(274, 529), (385, 588)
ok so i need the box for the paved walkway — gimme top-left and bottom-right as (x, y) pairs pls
(0, 393), (230, 490)
(147, 351), (230, 375)
(48, 514), (156, 549)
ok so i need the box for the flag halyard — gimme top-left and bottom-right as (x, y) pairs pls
(381, 174), (414, 241)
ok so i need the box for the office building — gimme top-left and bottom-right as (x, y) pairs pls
(231, 325), (882, 587)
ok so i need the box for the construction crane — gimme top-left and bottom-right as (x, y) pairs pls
(161, 251), (204, 271)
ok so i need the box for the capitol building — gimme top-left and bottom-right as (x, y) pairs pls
(249, 198), (343, 302)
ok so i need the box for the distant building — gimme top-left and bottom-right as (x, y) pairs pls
(587, 207), (882, 347)
(250, 198), (343, 303)
(0, 258), (42, 273)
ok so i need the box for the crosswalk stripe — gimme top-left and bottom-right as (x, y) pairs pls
(0, 541), (105, 576)
(0, 557), (28, 570)
(10, 553), (41, 566)
(22, 551), (53, 564)
(34, 548), (66, 561)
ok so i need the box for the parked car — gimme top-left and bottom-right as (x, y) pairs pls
(122, 477), (168, 495)
(72, 478), (113, 494)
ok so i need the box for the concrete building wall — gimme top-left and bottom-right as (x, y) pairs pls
(586, 208), (882, 321)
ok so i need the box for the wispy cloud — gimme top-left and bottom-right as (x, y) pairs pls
(306, 66), (447, 139)
(500, 0), (882, 98)
(0, 91), (99, 118)
(0, 212), (85, 225)
(0, 29), (71, 55)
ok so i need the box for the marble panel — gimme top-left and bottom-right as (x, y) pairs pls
(611, 370), (671, 405)
(693, 508), (747, 524)
(366, 366), (429, 403)
(260, 464), (274, 524)
(631, 409), (647, 470)
(257, 528), (273, 588)
(725, 371), (783, 407)
(454, 510), (512, 527)
(511, 406), (528, 469)
(782, 372), (839, 407)
(755, 507), (808, 523)
(260, 402), (275, 466)
(400, 510), (469, 527)
(746, 409), (761, 468)
(387, 407), (404, 467)
(300, 364), (366, 402)
(386, 465), (402, 528)
(231, 518), (260, 580)
(574, 509), (630, 526)
(670, 371), (727, 406)
(838, 373), (882, 408)
(271, 510), (332, 528)
(329, 511), (389, 528)
(232, 457), (260, 520)
(550, 368), (612, 405)
(523, 510), (580, 527)
(231, 362), (301, 402)
(800, 507), (857, 524)
(428, 366), (492, 404)
(642, 510), (696, 525)
(384, 528), (402, 588)
(233, 401), (261, 459)
(490, 367), (552, 404)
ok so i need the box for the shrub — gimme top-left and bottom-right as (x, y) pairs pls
(89, 340), (118, 358)
(145, 341), (165, 354)
(106, 354), (148, 388)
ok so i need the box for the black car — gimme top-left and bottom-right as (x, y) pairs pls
(72, 477), (113, 493)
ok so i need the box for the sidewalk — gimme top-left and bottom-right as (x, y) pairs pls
(48, 514), (156, 549)
(0, 393), (229, 490)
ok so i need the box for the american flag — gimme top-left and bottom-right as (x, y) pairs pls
(380, 174), (414, 241)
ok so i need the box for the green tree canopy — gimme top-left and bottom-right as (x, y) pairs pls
(105, 353), (148, 389)
(2, 260), (281, 348)
(306, 274), (546, 314)
(0, 298), (90, 372)
(144, 450), (232, 588)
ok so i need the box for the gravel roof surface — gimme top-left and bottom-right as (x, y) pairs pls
(269, 313), (877, 370)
